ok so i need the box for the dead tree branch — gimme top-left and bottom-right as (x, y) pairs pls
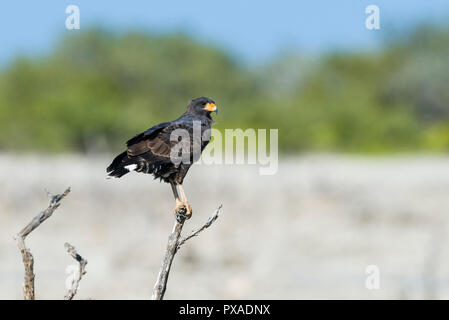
(151, 205), (222, 300)
(14, 187), (71, 300)
(64, 242), (88, 300)
(178, 205), (222, 249)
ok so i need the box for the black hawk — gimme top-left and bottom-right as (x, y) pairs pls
(106, 97), (218, 218)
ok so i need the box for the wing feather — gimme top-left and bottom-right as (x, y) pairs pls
(126, 121), (171, 146)
(126, 121), (187, 159)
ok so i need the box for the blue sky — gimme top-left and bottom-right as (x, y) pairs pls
(0, 1), (448, 65)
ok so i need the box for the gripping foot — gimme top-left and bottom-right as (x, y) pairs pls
(173, 202), (192, 222)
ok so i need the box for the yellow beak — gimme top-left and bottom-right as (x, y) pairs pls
(204, 102), (217, 112)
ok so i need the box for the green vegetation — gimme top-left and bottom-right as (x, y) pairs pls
(0, 26), (448, 153)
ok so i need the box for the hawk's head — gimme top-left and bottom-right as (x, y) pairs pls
(187, 97), (218, 117)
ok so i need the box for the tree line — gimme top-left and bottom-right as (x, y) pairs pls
(0, 25), (448, 153)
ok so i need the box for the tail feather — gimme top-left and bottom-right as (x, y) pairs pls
(107, 151), (136, 178)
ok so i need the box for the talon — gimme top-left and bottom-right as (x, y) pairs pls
(175, 209), (188, 222)
(173, 203), (186, 214)
(173, 202), (192, 221)
(174, 204), (187, 222)
(184, 202), (192, 219)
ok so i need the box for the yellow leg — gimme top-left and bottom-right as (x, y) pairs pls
(170, 181), (183, 210)
(177, 184), (192, 218)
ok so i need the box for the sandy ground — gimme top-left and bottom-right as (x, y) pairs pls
(1, 153), (449, 299)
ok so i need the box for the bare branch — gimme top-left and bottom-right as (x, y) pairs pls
(151, 211), (185, 300)
(178, 204), (222, 249)
(151, 205), (222, 300)
(14, 187), (71, 300)
(64, 242), (88, 300)
(16, 239), (34, 300)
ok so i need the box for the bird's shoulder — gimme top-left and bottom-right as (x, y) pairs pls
(125, 114), (213, 157)
(125, 120), (188, 158)
(126, 121), (171, 147)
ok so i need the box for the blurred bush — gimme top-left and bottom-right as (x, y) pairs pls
(0, 25), (448, 153)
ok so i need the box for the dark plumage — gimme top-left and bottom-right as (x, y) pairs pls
(106, 97), (218, 217)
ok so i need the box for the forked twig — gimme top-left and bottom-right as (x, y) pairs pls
(64, 242), (88, 300)
(151, 205), (222, 300)
(178, 205), (222, 249)
(14, 187), (71, 300)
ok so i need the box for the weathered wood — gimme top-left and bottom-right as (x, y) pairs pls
(151, 205), (222, 300)
(64, 242), (88, 300)
(15, 187), (71, 300)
